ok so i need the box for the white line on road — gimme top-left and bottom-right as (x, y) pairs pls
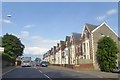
(38, 69), (52, 80)
(1, 67), (16, 76)
(39, 70), (42, 73)
(44, 74), (52, 80)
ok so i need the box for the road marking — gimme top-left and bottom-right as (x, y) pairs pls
(38, 69), (52, 79)
(1, 67), (16, 76)
(39, 70), (42, 73)
(44, 74), (52, 80)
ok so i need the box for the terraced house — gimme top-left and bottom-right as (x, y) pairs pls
(43, 22), (120, 71)
(69, 33), (81, 65)
(63, 36), (71, 65)
(55, 43), (61, 65)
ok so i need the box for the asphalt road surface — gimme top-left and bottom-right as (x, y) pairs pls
(2, 66), (118, 80)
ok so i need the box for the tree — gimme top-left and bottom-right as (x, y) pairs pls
(35, 57), (41, 62)
(96, 36), (118, 72)
(2, 33), (25, 62)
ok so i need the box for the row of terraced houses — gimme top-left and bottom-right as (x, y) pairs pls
(43, 22), (120, 71)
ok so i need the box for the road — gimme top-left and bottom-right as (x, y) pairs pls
(1, 66), (119, 80)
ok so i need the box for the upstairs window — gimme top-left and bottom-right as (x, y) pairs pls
(101, 34), (105, 37)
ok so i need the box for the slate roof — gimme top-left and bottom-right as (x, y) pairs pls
(60, 41), (65, 45)
(72, 32), (81, 44)
(85, 23), (97, 32)
(65, 36), (70, 42)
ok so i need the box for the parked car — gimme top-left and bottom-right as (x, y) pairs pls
(36, 62), (40, 66)
(111, 67), (120, 73)
(40, 61), (49, 67)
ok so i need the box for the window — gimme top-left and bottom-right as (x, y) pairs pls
(80, 56), (83, 59)
(87, 55), (90, 59)
(66, 50), (68, 56)
(101, 34), (105, 37)
(84, 55), (86, 59)
(84, 43), (86, 52)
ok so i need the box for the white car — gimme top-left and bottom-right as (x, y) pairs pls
(21, 61), (31, 67)
(112, 67), (120, 73)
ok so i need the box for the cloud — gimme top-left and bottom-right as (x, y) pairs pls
(19, 31), (59, 58)
(96, 8), (117, 21)
(31, 36), (43, 40)
(96, 15), (106, 21)
(20, 31), (29, 38)
(24, 47), (49, 55)
(3, 19), (12, 24)
(11, 33), (20, 38)
(24, 24), (34, 28)
(31, 36), (59, 48)
(106, 9), (117, 15)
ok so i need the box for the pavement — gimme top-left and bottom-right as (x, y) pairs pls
(2, 66), (16, 74)
(48, 65), (120, 78)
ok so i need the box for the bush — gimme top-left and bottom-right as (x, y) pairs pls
(96, 36), (118, 72)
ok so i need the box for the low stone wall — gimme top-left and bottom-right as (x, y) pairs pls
(64, 64), (74, 69)
(51, 64), (61, 66)
(50, 59), (94, 71)
(64, 64), (94, 70)
(2, 61), (9, 68)
(78, 64), (94, 70)
(51, 63), (94, 70)
(2, 61), (13, 68)
(79, 59), (93, 64)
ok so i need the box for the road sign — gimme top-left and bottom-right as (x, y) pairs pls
(0, 47), (4, 52)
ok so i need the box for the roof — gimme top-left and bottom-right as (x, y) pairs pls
(92, 22), (118, 37)
(72, 32), (81, 40)
(72, 32), (81, 44)
(85, 23), (97, 32)
(65, 36), (70, 41)
(60, 40), (65, 45)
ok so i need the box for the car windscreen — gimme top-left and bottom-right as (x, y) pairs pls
(23, 61), (30, 63)
(41, 61), (48, 64)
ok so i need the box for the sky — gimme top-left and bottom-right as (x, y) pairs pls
(2, 2), (118, 60)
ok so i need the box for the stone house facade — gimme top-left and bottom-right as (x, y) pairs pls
(43, 22), (119, 70)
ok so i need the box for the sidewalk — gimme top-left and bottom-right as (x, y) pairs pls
(48, 65), (120, 78)
(2, 66), (16, 74)
(77, 70), (119, 78)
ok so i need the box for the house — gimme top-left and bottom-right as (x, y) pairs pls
(53, 46), (57, 64)
(60, 41), (66, 66)
(43, 53), (48, 62)
(43, 22), (119, 71)
(69, 33), (81, 65)
(79, 22), (119, 70)
(50, 48), (54, 64)
(64, 36), (71, 65)
(118, 37), (120, 67)
(55, 43), (60, 65)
